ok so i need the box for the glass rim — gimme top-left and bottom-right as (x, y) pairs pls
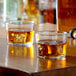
(38, 32), (67, 36)
(5, 20), (35, 25)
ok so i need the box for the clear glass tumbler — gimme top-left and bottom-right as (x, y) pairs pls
(37, 32), (67, 59)
(6, 20), (35, 45)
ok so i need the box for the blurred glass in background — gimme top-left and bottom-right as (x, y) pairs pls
(6, 0), (23, 20)
(39, 0), (57, 24)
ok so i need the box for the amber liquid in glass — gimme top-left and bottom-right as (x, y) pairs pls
(8, 28), (34, 44)
(38, 40), (67, 58)
(40, 9), (56, 24)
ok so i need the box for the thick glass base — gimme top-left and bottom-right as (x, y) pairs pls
(8, 42), (33, 47)
(38, 55), (66, 60)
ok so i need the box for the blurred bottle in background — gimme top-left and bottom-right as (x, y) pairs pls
(23, 0), (39, 24)
(39, 0), (57, 24)
(58, 0), (76, 32)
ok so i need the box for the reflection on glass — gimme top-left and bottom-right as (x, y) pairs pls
(8, 45), (34, 58)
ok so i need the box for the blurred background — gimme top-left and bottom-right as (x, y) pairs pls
(0, 0), (3, 22)
(0, 0), (57, 28)
(0, 0), (76, 33)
